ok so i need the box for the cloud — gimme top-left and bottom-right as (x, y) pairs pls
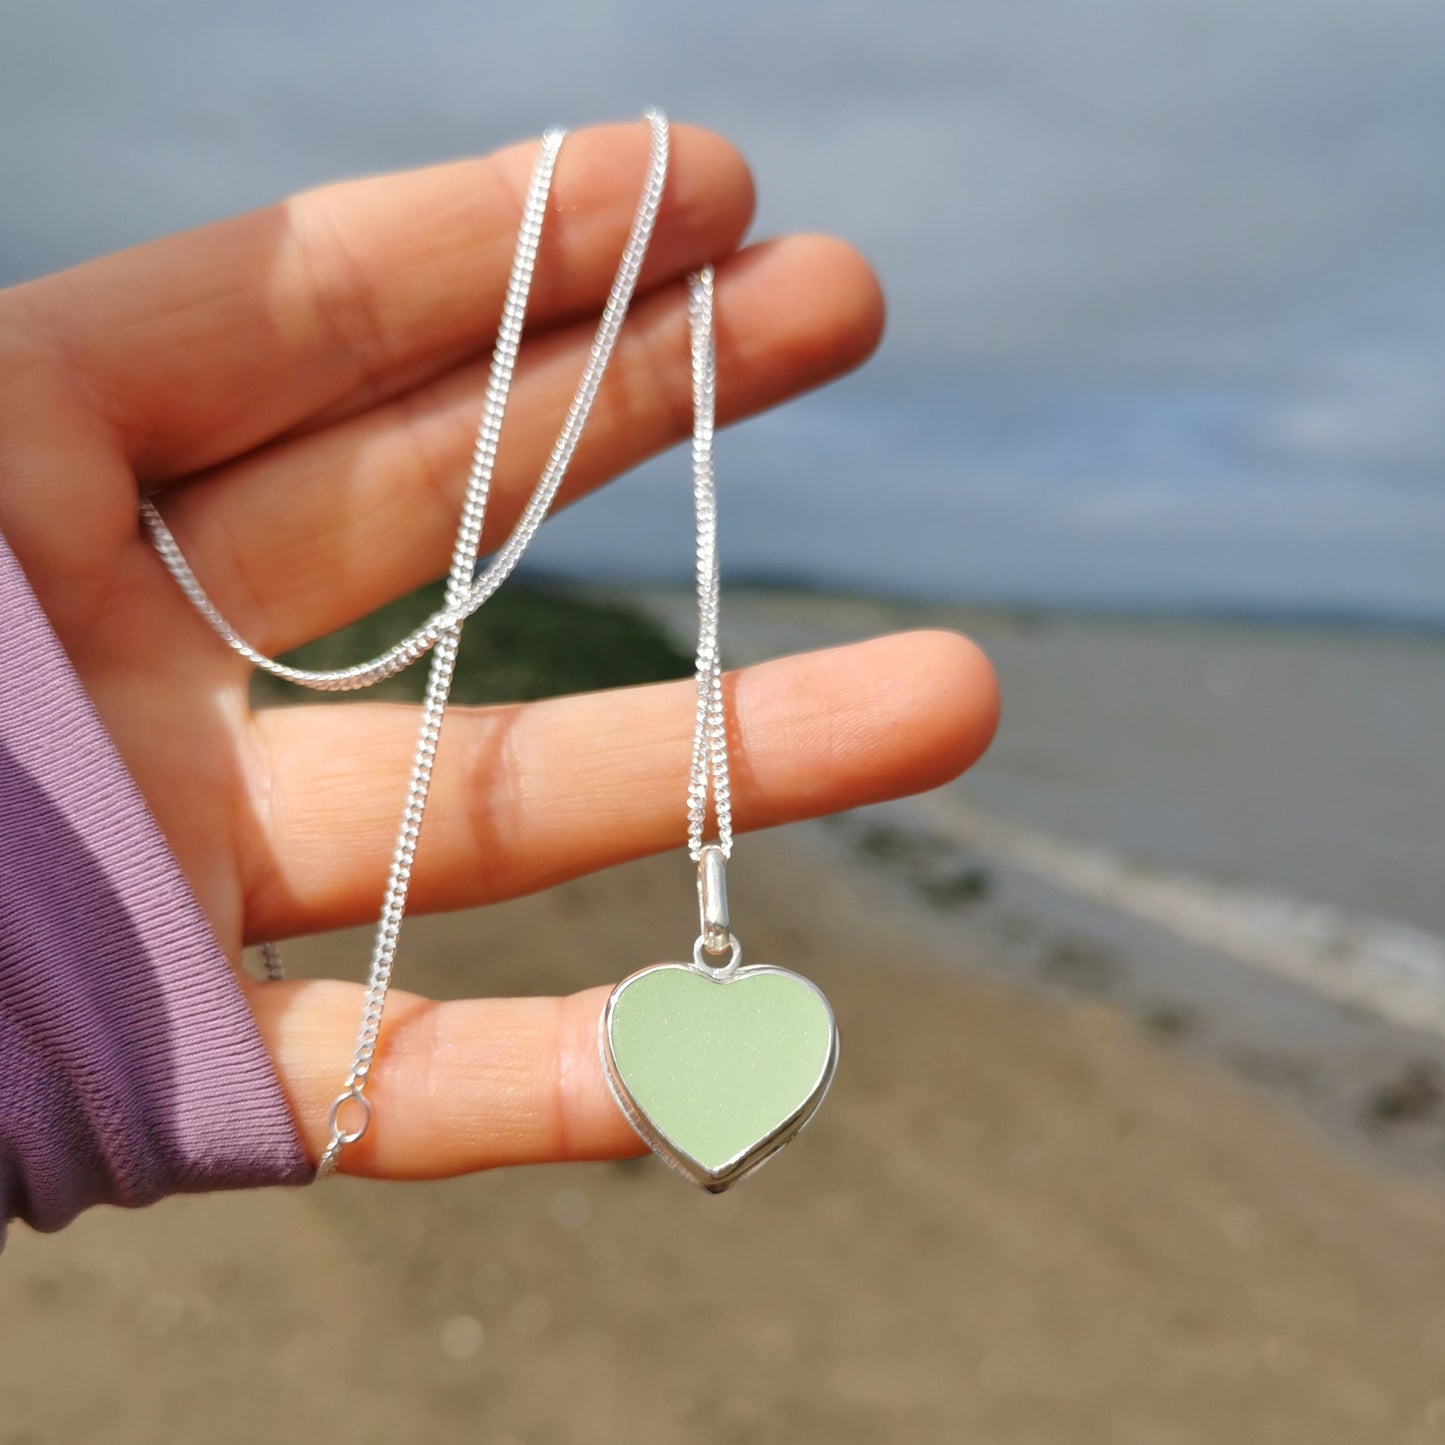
(2, 0), (1442, 614)
(1260, 284), (1445, 477)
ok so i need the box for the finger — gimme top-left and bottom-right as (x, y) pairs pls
(156, 235), (883, 654)
(0, 320), (135, 621)
(20, 122), (754, 480)
(247, 979), (641, 1176)
(244, 632), (999, 941)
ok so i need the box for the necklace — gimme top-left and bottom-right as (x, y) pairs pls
(142, 111), (837, 1191)
(599, 265), (838, 1192)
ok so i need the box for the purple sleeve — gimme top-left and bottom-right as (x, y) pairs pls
(0, 532), (311, 1245)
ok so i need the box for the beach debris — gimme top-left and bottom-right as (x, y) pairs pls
(1365, 1061), (1443, 1126)
(1140, 1002), (1198, 1039)
(853, 820), (949, 866)
(915, 866), (993, 908)
(840, 816), (993, 909)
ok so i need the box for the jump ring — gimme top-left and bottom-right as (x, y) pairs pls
(692, 934), (742, 979)
(326, 1088), (372, 1146)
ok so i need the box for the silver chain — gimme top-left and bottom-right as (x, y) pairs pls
(312, 111), (670, 1176)
(140, 120), (666, 692)
(685, 266), (731, 863)
(142, 110), (735, 1175)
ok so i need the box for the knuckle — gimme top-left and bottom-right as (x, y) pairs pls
(462, 703), (527, 902)
(283, 192), (395, 402)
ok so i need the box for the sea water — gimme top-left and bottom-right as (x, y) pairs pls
(649, 589), (1445, 1036)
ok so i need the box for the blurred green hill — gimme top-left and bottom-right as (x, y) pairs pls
(252, 578), (691, 708)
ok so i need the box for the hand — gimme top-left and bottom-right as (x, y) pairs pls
(0, 122), (998, 1178)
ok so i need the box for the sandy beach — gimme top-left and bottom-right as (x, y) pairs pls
(7, 821), (1445, 1443)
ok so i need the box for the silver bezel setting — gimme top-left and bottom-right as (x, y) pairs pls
(599, 961), (839, 1193)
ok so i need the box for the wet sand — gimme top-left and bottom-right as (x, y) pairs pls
(7, 829), (1445, 1443)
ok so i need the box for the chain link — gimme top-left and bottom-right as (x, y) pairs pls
(685, 266), (731, 862)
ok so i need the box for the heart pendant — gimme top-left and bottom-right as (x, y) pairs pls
(600, 960), (839, 1192)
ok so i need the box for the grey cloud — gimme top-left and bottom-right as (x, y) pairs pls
(2, 0), (1442, 614)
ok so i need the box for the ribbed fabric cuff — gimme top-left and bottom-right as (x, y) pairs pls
(0, 531), (311, 1245)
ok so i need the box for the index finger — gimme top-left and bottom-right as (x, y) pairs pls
(17, 120), (754, 481)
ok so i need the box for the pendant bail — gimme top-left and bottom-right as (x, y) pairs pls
(697, 844), (731, 953)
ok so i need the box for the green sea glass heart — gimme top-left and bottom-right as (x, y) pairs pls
(600, 962), (838, 1191)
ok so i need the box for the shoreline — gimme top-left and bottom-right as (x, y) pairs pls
(819, 807), (1445, 1186)
(627, 582), (1445, 1181)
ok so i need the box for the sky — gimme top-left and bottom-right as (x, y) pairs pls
(3, 0), (1443, 617)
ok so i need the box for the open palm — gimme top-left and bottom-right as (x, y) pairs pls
(0, 122), (997, 1180)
